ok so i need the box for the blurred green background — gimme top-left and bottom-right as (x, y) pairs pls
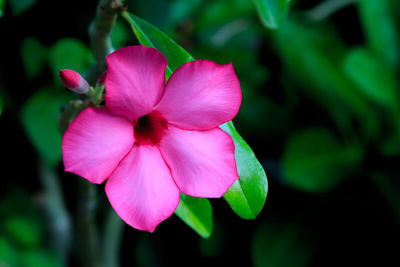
(1, 0), (400, 266)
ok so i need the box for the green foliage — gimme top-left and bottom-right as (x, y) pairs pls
(21, 249), (63, 267)
(21, 90), (70, 167)
(123, 12), (268, 223)
(8, 0), (37, 16)
(165, 0), (202, 29)
(282, 128), (363, 193)
(175, 194), (213, 238)
(343, 48), (399, 109)
(21, 37), (47, 80)
(253, 0), (290, 29)
(0, 0), (4, 17)
(0, 190), (62, 267)
(221, 122), (268, 219)
(195, 0), (255, 29)
(0, 236), (19, 266)
(111, 19), (132, 49)
(0, 95), (3, 116)
(252, 220), (313, 267)
(273, 18), (379, 139)
(4, 216), (41, 248)
(49, 38), (92, 84)
(357, 0), (399, 67)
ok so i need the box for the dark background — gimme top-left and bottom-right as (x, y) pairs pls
(1, 0), (400, 266)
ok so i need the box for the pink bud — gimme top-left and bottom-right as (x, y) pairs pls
(59, 69), (90, 94)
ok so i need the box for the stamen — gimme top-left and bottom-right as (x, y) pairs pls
(134, 110), (168, 145)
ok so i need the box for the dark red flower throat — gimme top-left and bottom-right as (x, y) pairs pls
(134, 110), (168, 145)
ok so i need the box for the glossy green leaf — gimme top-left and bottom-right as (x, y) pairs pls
(221, 122), (268, 219)
(21, 90), (70, 166)
(21, 37), (47, 80)
(357, 0), (399, 67)
(343, 48), (399, 108)
(49, 38), (92, 84)
(123, 12), (268, 220)
(121, 12), (194, 79)
(252, 220), (313, 267)
(8, 0), (37, 16)
(175, 193), (213, 238)
(253, 0), (290, 29)
(282, 128), (363, 193)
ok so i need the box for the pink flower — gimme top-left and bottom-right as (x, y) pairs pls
(62, 45), (242, 232)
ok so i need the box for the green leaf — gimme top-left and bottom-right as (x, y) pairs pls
(123, 12), (268, 219)
(111, 18), (131, 49)
(4, 216), (41, 248)
(282, 128), (363, 193)
(0, 0), (4, 17)
(121, 12), (194, 79)
(252, 220), (313, 267)
(21, 90), (70, 166)
(0, 96), (3, 116)
(49, 38), (92, 84)
(21, 37), (47, 80)
(273, 19), (379, 139)
(343, 48), (400, 143)
(175, 193), (213, 238)
(252, 0), (290, 29)
(343, 48), (399, 108)
(21, 249), (63, 267)
(357, 0), (399, 67)
(8, 0), (37, 16)
(196, 0), (256, 29)
(221, 122), (268, 219)
(0, 236), (19, 266)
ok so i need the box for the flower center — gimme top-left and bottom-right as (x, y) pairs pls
(134, 110), (168, 145)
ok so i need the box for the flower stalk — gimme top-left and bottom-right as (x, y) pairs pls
(86, 0), (127, 84)
(59, 1), (126, 266)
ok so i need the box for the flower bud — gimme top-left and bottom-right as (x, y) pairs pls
(59, 69), (90, 94)
(97, 71), (107, 87)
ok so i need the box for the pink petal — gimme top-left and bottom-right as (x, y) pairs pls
(105, 45), (167, 120)
(62, 107), (134, 184)
(159, 126), (239, 198)
(105, 145), (180, 232)
(155, 60), (242, 130)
